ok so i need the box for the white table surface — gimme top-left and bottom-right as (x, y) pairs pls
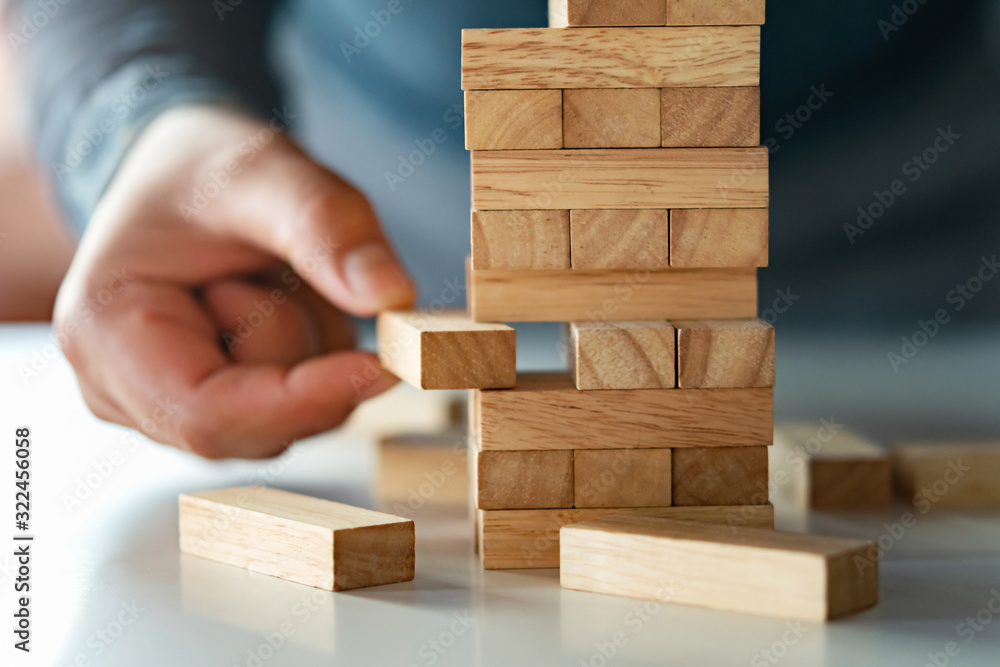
(2, 322), (1000, 667)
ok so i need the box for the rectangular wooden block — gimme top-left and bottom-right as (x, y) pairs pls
(570, 210), (670, 269)
(469, 267), (758, 322)
(179, 487), (415, 591)
(670, 208), (768, 268)
(665, 0), (767, 26)
(550, 0), (667, 27)
(464, 90), (563, 150)
(479, 504), (774, 569)
(471, 148), (768, 210)
(475, 373), (772, 450)
(892, 442), (1000, 508)
(462, 27), (760, 90)
(569, 320), (676, 390)
(575, 449), (673, 507)
(472, 441), (574, 510)
(376, 430), (469, 509)
(672, 446), (769, 506)
(675, 318), (775, 388)
(472, 210), (570, 270)
(560, 516), (877, 620)
(662, 87), (760, 147)
(376, 310), (516, 390)
(773, 424), (892, 509)
(563, 89), (660, 148)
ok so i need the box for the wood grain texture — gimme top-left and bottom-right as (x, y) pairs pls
(550, 0), (667, 27)
(560, 516), (877, 620)
(672, 446), (769, 506)
(675, 318), (775, 388)
(563, 89), (661, 148)
(474, 373), (772, 450)
(479, 504), (773, 569)
(670, 208), (768, 268)
(569, 320), (676, 390)
(570, 209), (670, 269)
(661, 87), (760, 147)
(376, 430), (469, 509)
(892, 442), (1000, 508)
(179, 487), (415, 591)
(461, 27), (760, 90)
(376, 311), (516, 390)
(469, 267), (758, 322)
(472, 210), (570, 270)
(471, 148), (768, 210)
(473, 442), (574, 510)
(665, 0), (766, 26)
(575, 449), (673, 507)
(464, 90), (563, 150)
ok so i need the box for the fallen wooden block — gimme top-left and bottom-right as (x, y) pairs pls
(569, 320), (675, 390)
(574, 448), (673, 507)
(892, 442), (1000, 508)
(472, 210), (570, 270)
(469, 267), (758, 322)
(471, 148), (769, 210)
(675, 318), (775, 388)
(472, 441), (574, 510)
(672, 446), (769, 506)
(570, 209), (670, 269)
(376, 310), (515, 390)
(376, 430), (469, 510)
(479, 504), (774, 569)
(560, 516), (876, 620)
(661, 87), (760, 147)
(549, 0), (666, 27)
(179, 487), (415, 591)
(563, 89), (660, 148)
(464, 90), (563, 150)
(473, 373), (772, 450)
(462, 27), (760, 90)
(665, 0), (767, 26)
(772, 424), (891, 509)
(670, 208), (768, 268)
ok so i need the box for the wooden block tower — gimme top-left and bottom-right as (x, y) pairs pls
(378, 0), (774, 569)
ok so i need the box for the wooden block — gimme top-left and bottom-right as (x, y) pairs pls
(574, 449), (673, 507)
(472, 210), (570, 270)
(473, 442), (574, 510)
(569, 320), (675, 390)
(550, 0), (667, 27)
(469, 268), (758, 322)
(570, 209), (669, 269)
(665, 0), (767, 26)
(563, 89), (660, 148)
(560, 516), (877, 620)
(471, 148), (768, 210)
(475, 373), (772, 450)
(672, 446), (769, 506)
(376, 430), (469, 509)
(462, 27), (760, 90)
(670, 208), (768, 268)
(464, 90), (563, 150)
(342, 385), (465, 437)
(675, 319), (775, 388)
(661, 87), (760, 147)
(772, 424), (891, 509)
(179, 487), (415, 591)
(892, 442), (1000, 508)
(376, 310), (515, 390)
(479, 504), (774, 569)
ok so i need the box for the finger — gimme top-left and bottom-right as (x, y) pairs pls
(281, 277), (356, 353)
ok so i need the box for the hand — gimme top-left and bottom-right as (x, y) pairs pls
(54, 106), (415, 458)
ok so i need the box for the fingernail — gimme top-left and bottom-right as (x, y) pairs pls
(343, 242), (415, 310)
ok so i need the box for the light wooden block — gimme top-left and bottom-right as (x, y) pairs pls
(892, 442), (1000, 508)
(179, 487), (415, 591)
(563, 89), (660, 148)
(570, 209), (669, 269)
(672, 446), (769, 506)
(469, 267), (758, 322)
(675, 319), (775, 388)
(560, 516), (877, 620)
(569, 320), (675, 390)
(665, 0), (767, 26)
(464, 90), (563, 150)
(462, 27), (760, 90)
(474, 373), (772, 450)
(376, 310), (515, 390)
(472, 210), (570, 270)
(670, 208), (768, 268)
(479, 504), (774, 569)
(575, 449), (673, 507)
(376, 430), (469, 509)
(471, 148), (768, 210)
(473, 442), (574, 510)
(661, 87), (760, 147)
(549, 0), (667, 27)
